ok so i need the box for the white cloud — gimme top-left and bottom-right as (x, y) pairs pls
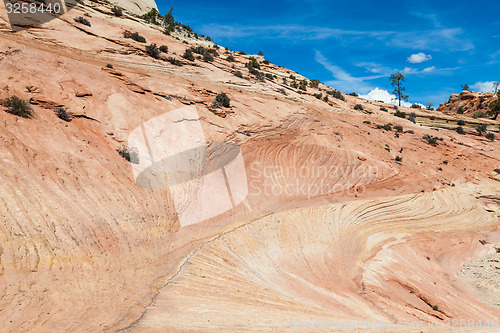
(407, 52), (432, 63)
(471, 81), (499, 93)
(402, 67), (418, 74)
(359, 88), (424, 108)
(422, 66), (436, 72)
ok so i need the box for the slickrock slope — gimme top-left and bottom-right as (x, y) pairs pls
(0, 1), (499, 332)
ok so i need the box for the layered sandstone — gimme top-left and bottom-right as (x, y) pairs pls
(0, 1), (499, 332)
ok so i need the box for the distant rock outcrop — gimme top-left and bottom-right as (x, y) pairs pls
(111, 0), (157, 16)
(437, 90), (497, 118)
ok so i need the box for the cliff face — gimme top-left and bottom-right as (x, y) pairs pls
(437, 90), (498, 118)
(0, 1), (499, 332)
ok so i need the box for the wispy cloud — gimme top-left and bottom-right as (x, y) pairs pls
(201, 24), (474, 51)
(314, 51), (383, 93)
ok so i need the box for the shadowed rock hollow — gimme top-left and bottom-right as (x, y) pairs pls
(0, 1), (499, 332)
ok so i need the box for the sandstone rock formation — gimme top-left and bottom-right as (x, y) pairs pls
(438, 90), (497, 119)
(0, 1), (499, 332)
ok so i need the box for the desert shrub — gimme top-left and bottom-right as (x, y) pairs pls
(262, 60), (270, 65)
(408, 112), (416, 123)
(354, 104), (364, 110)
(145, 43), (160, 59)
(455, 126), (465, 134)
(248, 66), (263, 79)
(233, 71), (243, 78)
(349, 92), (358, 97)
(394, 110), (406, 118)
(380, 107), (388, 111)
(473, 111), (484, 118)
(377, 123), (392, 131)
(326, 90), (345, 101)
(182, 49), (195, 61)
(74, 16), (91, 26)
(277, 88), (287, 95)
(238, 51), (246, 55)
(394, 125), (403, 132)
(298, 81), (307, 91)
(494, 169), (500, 174)
(159, 45), (168, 53)
(486, 133), (495, 141)
(410, 104), (422, 109)
(226, 55), (235, 62)
(406, 130), (415, 134)
(422, 134), (443, 145)
(363, 120), (371, 124)
(246, 56), (260, 69)
(203, 52), (214, 62)
(309, 79), (320, 88)
(395, 156), (403, 162)
(117, 146), (139, 164)
(457, 106), (464, 114)
(265, 73), (274, 80)
(323, 95), (329, 102)
(291, 80), (298, 89)
(106, 63), (114, 69)
(124, 32), (146, 43)
(142, 8), (161, 25)
(111, 5), (123, 16)
(314, 93), (323, 99)
(258, 50), (264, 56)
(55, 107), (72, 122)
(167, 57), (183, 66)
(476, 123), (487, 134)
(2, 95), (33, 118)
(457, 119), (465, 126)
(289, 75), (296, 80)
(213, 92), (230, 108)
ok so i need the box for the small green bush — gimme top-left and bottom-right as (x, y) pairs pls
(363, 120), (371, 124)
(106, 63), (114, 69)
(2, 95), (33, 118)
(494, 169), (500, 174)
(457, 106), (464, 114)
(74, 16), (91, 26)
(262, 60), (270, 65)
(182, 49), (195, 61)
(408, 112), (416, 123)
(354, 104), (364, 110)
(124, 32), (146, 43)
(247, 57), (260, 69)
(111, 5), (123, 16)
(380, 107), (388, 112)
(309, 79), (320, 88)
(326, 90), (345, 101)
(145, 43), (160, 59)
(167, 57), (183, 66)
(233, 71), (243, 78)
(159, 45), (168, 53)
(476, 123), (487, 134)
(203, 52), (214, 62)
(457, 119), (465, 126)
(349, 92), (358, 97)
(486, 132), (495, 141)
(314, 93), (322, 99)
(422, 134), (443, 145)
(394, 125), (403, 132)
(410, 104), (422, 109)
(213, 92), (230, 108)
(55, 107), (72, 122)
(226, 55), (235, 62)
(394, 110), (406, 118)
(395, 156), (403, 162)
(455, 126), (465, 134)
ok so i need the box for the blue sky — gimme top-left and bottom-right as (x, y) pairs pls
(157, 0), (500, 106)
